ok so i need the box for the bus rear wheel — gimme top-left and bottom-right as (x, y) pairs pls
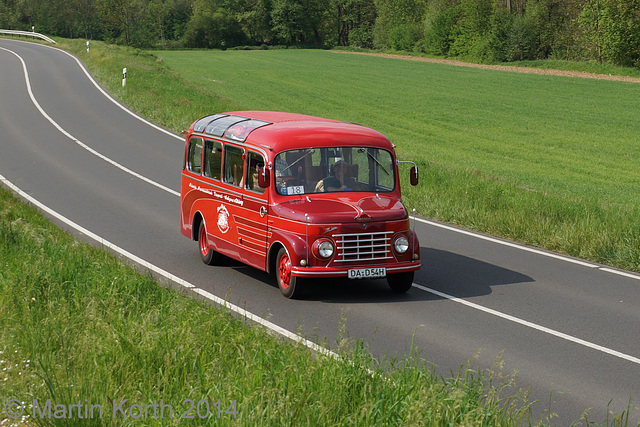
(198, 222), (220, 265)
(387, 271), (414, 293)
(276, 248), (303, 299)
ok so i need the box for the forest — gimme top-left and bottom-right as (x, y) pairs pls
(1, 0), (639, 68)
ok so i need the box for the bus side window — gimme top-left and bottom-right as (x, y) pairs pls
(187, 137), (203, 174)
(223, 144), (244, 187)
(245, 151), (266, 194)
(203, 140), (222, 180)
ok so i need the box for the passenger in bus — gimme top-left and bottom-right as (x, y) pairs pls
(232, 164), (242, 186)
(249, 162), (264, 191)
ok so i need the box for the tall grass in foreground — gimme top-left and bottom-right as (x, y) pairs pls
(0, 188), (542, 426)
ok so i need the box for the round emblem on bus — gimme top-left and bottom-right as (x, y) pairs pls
(217, 204), (230, 234)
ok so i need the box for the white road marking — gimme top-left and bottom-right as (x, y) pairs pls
(415, 218), (640, 281)
(0, 46), (180, 198)
(599, 268), (640, 281)
(5, 37), (183, 141)
(415, 218), (599, 268)
(412, 283), (640, 365)
(54, 47), (183, 141)
(2, 40), (639, 367)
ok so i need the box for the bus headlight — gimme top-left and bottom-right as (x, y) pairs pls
(394, 236), (409, 254)
(313, 239), (335, 259)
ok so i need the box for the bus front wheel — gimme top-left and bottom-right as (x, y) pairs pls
(276, 248), (303, 299)
(387, 271), (414, 293)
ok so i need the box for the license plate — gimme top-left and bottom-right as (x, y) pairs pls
(348, 267), (386, 279)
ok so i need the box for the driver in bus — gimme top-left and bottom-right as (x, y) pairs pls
(318, 160), (350, 192)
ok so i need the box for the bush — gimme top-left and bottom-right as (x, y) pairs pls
(505, 14), (539, 62)
(348, 25), (374, 49)
(388, 23), (423, 51)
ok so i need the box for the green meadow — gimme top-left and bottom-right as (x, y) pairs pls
(153, 49), (640, 271)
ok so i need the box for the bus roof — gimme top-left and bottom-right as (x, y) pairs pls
(189, 111), (393, 153)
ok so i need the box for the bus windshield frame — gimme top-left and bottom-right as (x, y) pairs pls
(274, 146), (396, 196)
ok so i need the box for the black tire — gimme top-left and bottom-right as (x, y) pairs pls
(198, 221), (220, 265)
(387, 271), (414, 293)
(276, 247), (304, 299)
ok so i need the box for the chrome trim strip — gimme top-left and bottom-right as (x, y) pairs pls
(182, 173), (248, 199)
(333, 231), (394, 237)
(333, 256), (393, 262)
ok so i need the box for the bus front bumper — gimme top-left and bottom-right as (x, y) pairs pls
(291, 261), (421, 278)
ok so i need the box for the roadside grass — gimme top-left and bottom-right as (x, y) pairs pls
(55, 39), (240, 133)
(59, 39), (640, 273)
(0, 187), (540, 426)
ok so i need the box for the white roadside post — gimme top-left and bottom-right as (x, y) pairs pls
(86, 40), (90, 52)
(122, 68), (127, 88)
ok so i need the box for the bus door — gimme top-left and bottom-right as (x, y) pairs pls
(236, 150), (270, 270)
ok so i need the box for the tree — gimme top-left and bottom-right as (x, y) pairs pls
(599, 0), (640, 67)
(74, 0), (101, 40)
(148, 0), (170, 47)
(236, 0), (274, 45)
(270, 0), (323, 44)
(329, 0), (376, 47)
(99, 0), (138, 45)
(423, 0), (460, 56)
(373, 0), (426, 50)
(580, 0), (640, 66)
(448, 0), (494, 59)
(182, 0), (245, 48)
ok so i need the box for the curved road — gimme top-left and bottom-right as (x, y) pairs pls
(1, 38), (639, 425)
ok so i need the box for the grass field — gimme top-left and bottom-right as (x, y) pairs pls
(149, 49), (638, 199)
(151, 48), (640, 271)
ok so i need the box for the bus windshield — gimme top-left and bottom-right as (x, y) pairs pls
(274, 147), (395, 195)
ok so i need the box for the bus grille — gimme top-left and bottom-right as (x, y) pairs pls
(334, 232), (393, 262)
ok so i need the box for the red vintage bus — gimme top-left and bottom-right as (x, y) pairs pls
(180, 111), (421, 298)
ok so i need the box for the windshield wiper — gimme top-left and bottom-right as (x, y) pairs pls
(280, 149), (314, 175)
(358, 148), (389, 176)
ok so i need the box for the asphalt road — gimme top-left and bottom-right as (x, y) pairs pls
(1, 38), (639, 425)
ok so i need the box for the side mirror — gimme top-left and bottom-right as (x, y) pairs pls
(410, 166), (419, 186)
(258, 166), (270, 188)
